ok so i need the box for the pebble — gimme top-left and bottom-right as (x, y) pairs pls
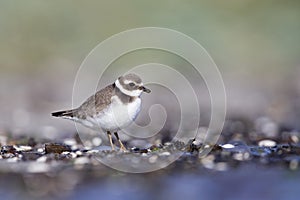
(45, 143), (72, 154)
(222, 144), (235, 149)
(141, 153), (148, 157)
(75, 151), (83, 156)
(159, 152), (171, 156)
(37, 148), (44, 153)
(87, 150), (99, 154)
(61, 151), (70, 155)
(70, 152), (78, 159)
(164, 142), (173, 146)
(258, 140), (277, 147)
(1, 146), (17, 154)
(233, 152), (251, 161)
(14, 145), (32, 152)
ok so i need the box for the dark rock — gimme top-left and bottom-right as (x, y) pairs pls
(149, 144), (162, 152)
(1, 145), (17, 154)
(130, 147), (140, 153)
(45, 143), (72, 154)
(212, 144), (223, 152)
(139, 149), (148, 153)
(186, 139), (201, 153)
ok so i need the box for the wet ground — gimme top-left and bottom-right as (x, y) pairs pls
(0, 119), (300, 200)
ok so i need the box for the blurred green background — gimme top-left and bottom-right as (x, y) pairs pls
(0, 0), (300, 135)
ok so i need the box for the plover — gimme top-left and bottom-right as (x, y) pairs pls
(52, 73), (151, 151)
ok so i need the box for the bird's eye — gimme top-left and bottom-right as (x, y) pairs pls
(129, 83), (135, 87)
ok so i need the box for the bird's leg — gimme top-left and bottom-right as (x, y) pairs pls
(114, 132), (127, 151)
(107, 131), (115, 151)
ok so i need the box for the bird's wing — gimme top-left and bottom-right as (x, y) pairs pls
(77, 84), (115, 118)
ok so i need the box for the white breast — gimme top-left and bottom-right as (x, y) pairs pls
(85, 96), (141, 132)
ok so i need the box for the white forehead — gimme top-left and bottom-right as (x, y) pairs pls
(122, 73), (142, 83)
(124, 79), (143, 85)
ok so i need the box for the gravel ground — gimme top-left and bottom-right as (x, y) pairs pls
(0, 118), (300, 200)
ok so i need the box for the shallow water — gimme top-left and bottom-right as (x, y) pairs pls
(2, 163), (299, 200)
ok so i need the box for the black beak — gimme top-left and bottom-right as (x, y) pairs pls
(140, 86), (151, 93)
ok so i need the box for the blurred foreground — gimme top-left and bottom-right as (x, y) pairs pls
(0, 120), (300, 199)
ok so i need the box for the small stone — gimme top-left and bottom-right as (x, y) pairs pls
(233, 152), (251, 161)
(141, 153), (148, 157)
(45, 143), (72, 154)
(130, 147), (140, 152)
(75, 151), (83, 156)
(70, 152), (77, 159)
(37, 148), (44, 153)
(1, 146), (17, 154)
(186, 139), (200, 153)
(14, 145), (32, 152)
(164, 142), (172, 146)
(149, 145), (161, 152)
(87, 149), (99, 154)
(61, 151), (70, 155)
(212, 144), (222, 151)
(159, 151), (171, 156)
(192, 139), (202, 146)
(83, 146), (92, 151)
(139, 149), (148, 153)
(2, 153), (15, 159)
(222, 144), (235, 149)
(258, 140), (277, 147)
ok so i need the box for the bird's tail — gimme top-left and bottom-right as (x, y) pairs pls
(51, 109), (78, 118)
